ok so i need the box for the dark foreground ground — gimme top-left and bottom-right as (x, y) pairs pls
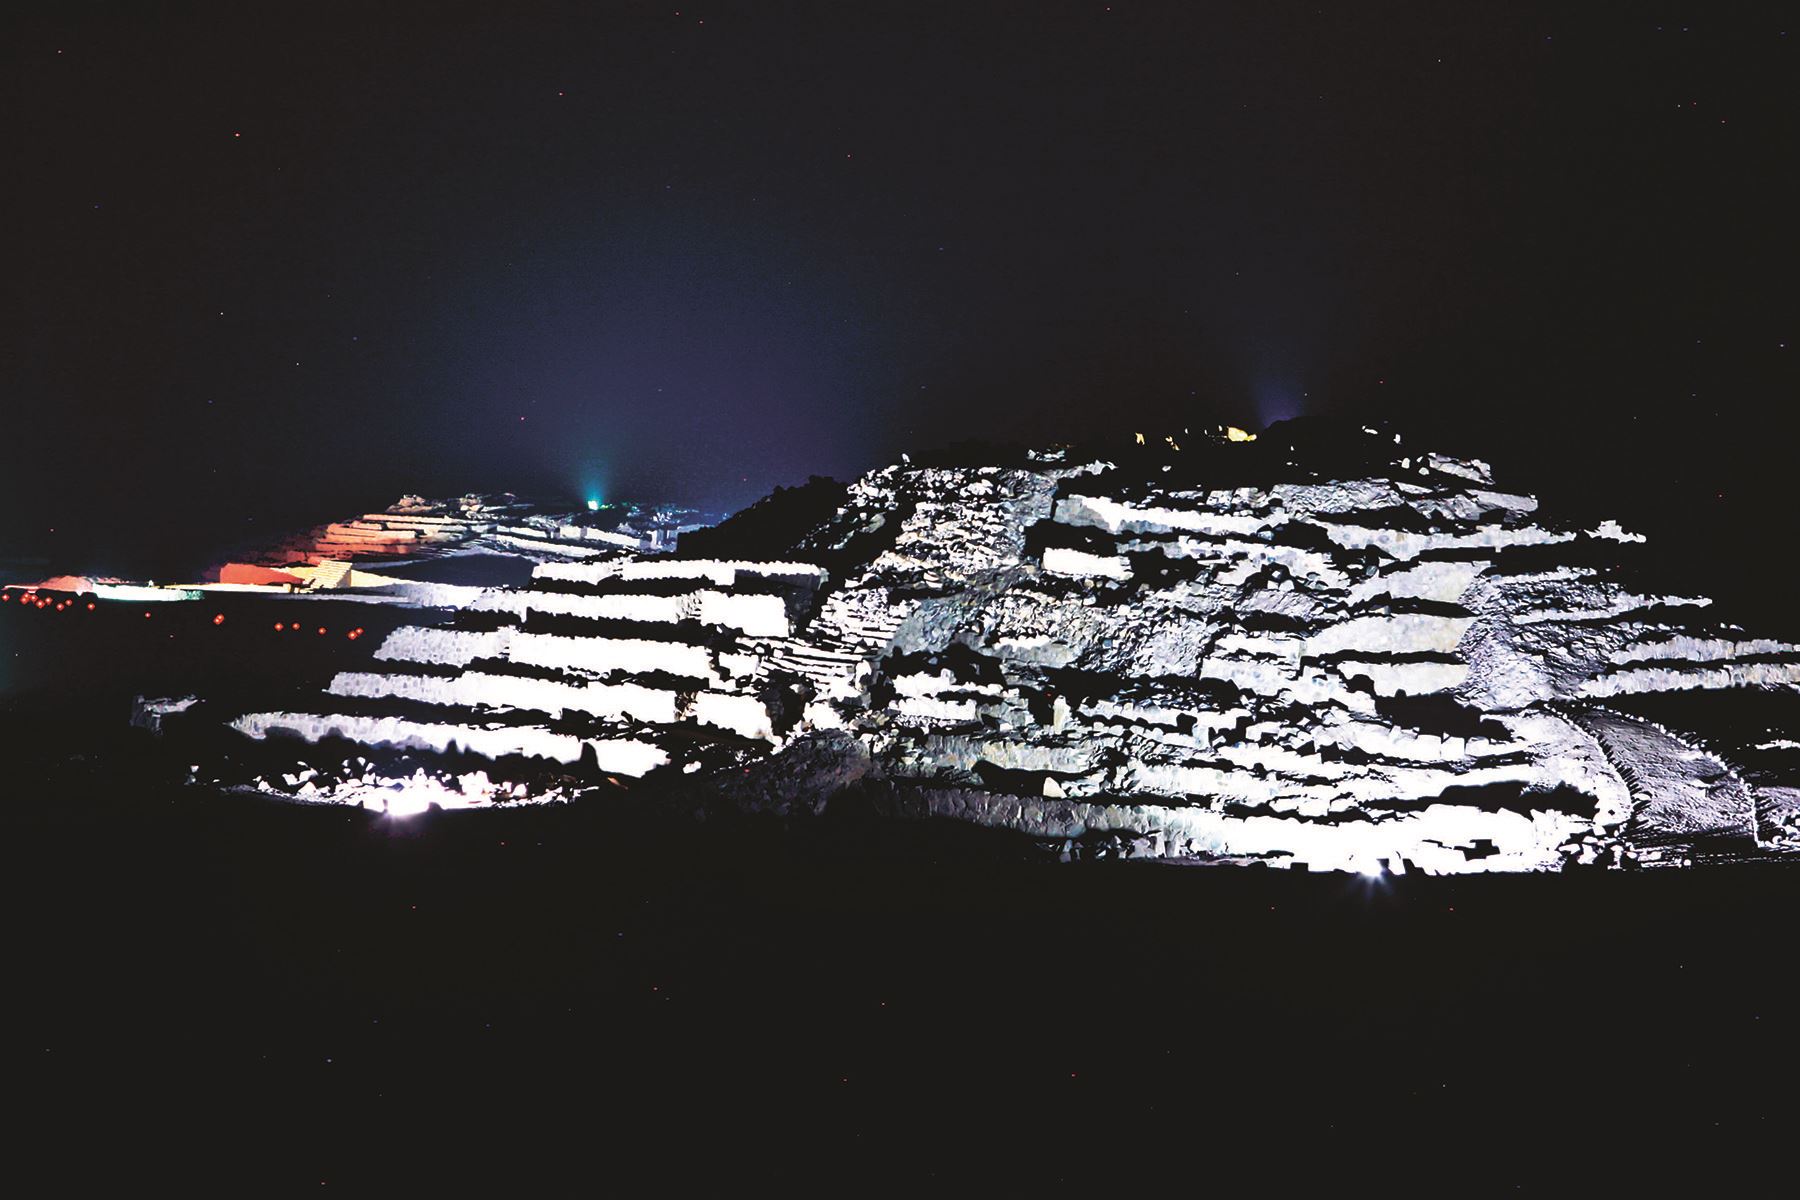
(5, 702), (1799, 1189)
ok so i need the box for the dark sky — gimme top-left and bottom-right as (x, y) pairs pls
(3, 2), (1795, 574)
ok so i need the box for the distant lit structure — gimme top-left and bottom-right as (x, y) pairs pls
(1132, 424), (1260, 448)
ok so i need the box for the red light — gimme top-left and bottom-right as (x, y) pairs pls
(274, 622), (285, 631)
(143, 611), (152, 618)
(1, 593), (10, 602)
(86, 602), (96, 611)
(212, 613), (225, 626)
(316, 626), (327, 635)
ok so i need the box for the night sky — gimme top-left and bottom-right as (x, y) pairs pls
(4, 2), (1794, 575)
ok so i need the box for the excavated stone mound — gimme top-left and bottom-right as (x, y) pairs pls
(206, 422), (1800, 872)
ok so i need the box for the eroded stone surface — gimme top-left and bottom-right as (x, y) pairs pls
(192, 425), (1800, 872)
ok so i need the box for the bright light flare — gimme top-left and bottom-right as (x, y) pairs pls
(341, 770), (503, 818)
(383, 786), (437, 818)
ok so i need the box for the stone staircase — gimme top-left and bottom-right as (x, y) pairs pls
(307, 559), (355, 590)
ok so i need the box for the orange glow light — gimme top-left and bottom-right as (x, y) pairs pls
(274, 622), (285, 631)
(212, 613), (225, 626)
